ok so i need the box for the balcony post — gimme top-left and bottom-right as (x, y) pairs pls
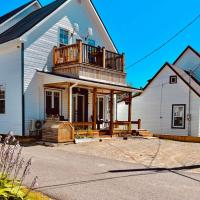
(128, 92), (132, 131)
(92, 88), (97, 130)
(102, 47), (106, 68)
(77, 39), (83, 64)
(110, 90), (114, 136)
(122, 53), (125, 73)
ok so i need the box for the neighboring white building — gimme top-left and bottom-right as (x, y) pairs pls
(118, 46), (200, 137)
(0, 0), (138, 136)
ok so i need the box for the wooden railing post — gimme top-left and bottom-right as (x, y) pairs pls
(138, 119), (141, 130)
(77, 39), (83, 64)
(102, 47), (106, 68)
(110, 90), (114, 136)
(128, 92), (132, 131)
(122, 53), (125, 73)
(53, 46), (57, 67)
(92, 88), (97, 130)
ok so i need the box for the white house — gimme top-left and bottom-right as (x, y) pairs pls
(0, 0), (139, 137)
(118, 46), (200, 137)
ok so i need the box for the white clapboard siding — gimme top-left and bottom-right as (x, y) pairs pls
(0, 44), (22, 135)
(23, 0), (110, 133)
(118, 66), (200, 137)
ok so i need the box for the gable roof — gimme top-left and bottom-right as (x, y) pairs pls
(0, 0), (67, 44)
(0, 0), (118, 52)
(173, 45), (200, 65)
(142, 62), (200, 98)
(0, 0), (39, 25)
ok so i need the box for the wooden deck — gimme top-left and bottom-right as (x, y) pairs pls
(42, 119), (142, 143)
(53, 40), (126, 84)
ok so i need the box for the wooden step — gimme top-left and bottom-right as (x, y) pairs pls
(132, 129), (153, 137)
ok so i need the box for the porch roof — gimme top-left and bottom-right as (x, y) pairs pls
(37, 71), (139, 93)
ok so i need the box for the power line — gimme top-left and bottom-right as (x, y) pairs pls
(126, 13), (200, 71)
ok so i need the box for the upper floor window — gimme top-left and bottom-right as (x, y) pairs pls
(169, 75), (177, 84)
(59, 28), (69, 47)
(0, 85), (5, 114)
(88, 38), (95, 46)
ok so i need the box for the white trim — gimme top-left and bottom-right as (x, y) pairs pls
(38, 72), (139, 93)
(21, 0), (72, 40)
(44, 89), (62, 118)
(87, 0), (117, 52)
(0, 1), (41, 27)
(20, 0), (117, 53)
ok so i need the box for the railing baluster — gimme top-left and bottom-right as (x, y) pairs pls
(53, 42), (125, 73)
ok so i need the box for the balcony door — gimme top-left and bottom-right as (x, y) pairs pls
(45, 90), (61, 118)
(72, 94), (85, 122)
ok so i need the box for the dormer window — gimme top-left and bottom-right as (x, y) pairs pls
(169, 76), (177, 84)
(59, 28), (69, 47)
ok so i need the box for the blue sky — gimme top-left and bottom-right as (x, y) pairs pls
(1, 0), (200, 88)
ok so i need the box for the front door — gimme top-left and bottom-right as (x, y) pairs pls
(72, 94), (85, 122)
(45, 90), (61, 118)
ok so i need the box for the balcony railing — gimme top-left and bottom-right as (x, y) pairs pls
(53, 40), (125, 73)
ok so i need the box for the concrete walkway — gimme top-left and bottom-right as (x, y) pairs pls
(23, 145), (200, 200)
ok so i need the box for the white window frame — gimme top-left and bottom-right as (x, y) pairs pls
(171, 104), (186, 129)
(0, 84), (5, 114)
(44, 89), (62, 118)
(58, 27), (69, 47)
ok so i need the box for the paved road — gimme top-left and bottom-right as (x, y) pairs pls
(23, 145), (200, 200)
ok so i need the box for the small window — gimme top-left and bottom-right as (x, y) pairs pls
(88, 38), (95, 46)
(169, 76), (177, 84)
(0, 85), (5, 114)
(172, 104), (186, 129)
(59, 28), (69, 46)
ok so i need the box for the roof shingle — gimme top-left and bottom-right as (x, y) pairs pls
(0, 0), (36, 24)
(0, 0), (67, 44)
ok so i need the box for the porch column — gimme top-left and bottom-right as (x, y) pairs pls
(68, 86), (72, 122)
(110, 90), (114, 135)
(92, 88), (97, 130)
(128, 92), (132, 131)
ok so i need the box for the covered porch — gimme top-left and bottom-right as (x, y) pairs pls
(38, 71), (140, 142)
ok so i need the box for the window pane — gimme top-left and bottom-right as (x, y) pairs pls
(0, 100), (5, 113)
(59, 29), (69, 45)
(172, 105), (185, 128)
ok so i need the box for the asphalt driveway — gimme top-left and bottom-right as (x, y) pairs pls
(22, 144), (200, 200)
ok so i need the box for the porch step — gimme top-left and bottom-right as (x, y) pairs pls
(132, 129), (153, 137)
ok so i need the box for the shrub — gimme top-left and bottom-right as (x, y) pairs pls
(0, 132), (38, 200)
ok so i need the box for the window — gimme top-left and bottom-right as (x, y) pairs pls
(0, 85), (5, 114)
(59, 28), (69, 46)
(172, 104), (186, 129)
(88, 38), (95, 46)
(169, 76), (177, 84)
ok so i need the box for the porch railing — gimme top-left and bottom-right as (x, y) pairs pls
(53, 40), (125, 73)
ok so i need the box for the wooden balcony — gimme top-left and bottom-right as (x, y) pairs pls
(53, 40), (126, 84)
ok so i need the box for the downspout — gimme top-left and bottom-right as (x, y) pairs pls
(188, 70), (192, 136)
(21, 43), (25, 136)
(159, 83), (164, 134)
(68, 83), (78, 122)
